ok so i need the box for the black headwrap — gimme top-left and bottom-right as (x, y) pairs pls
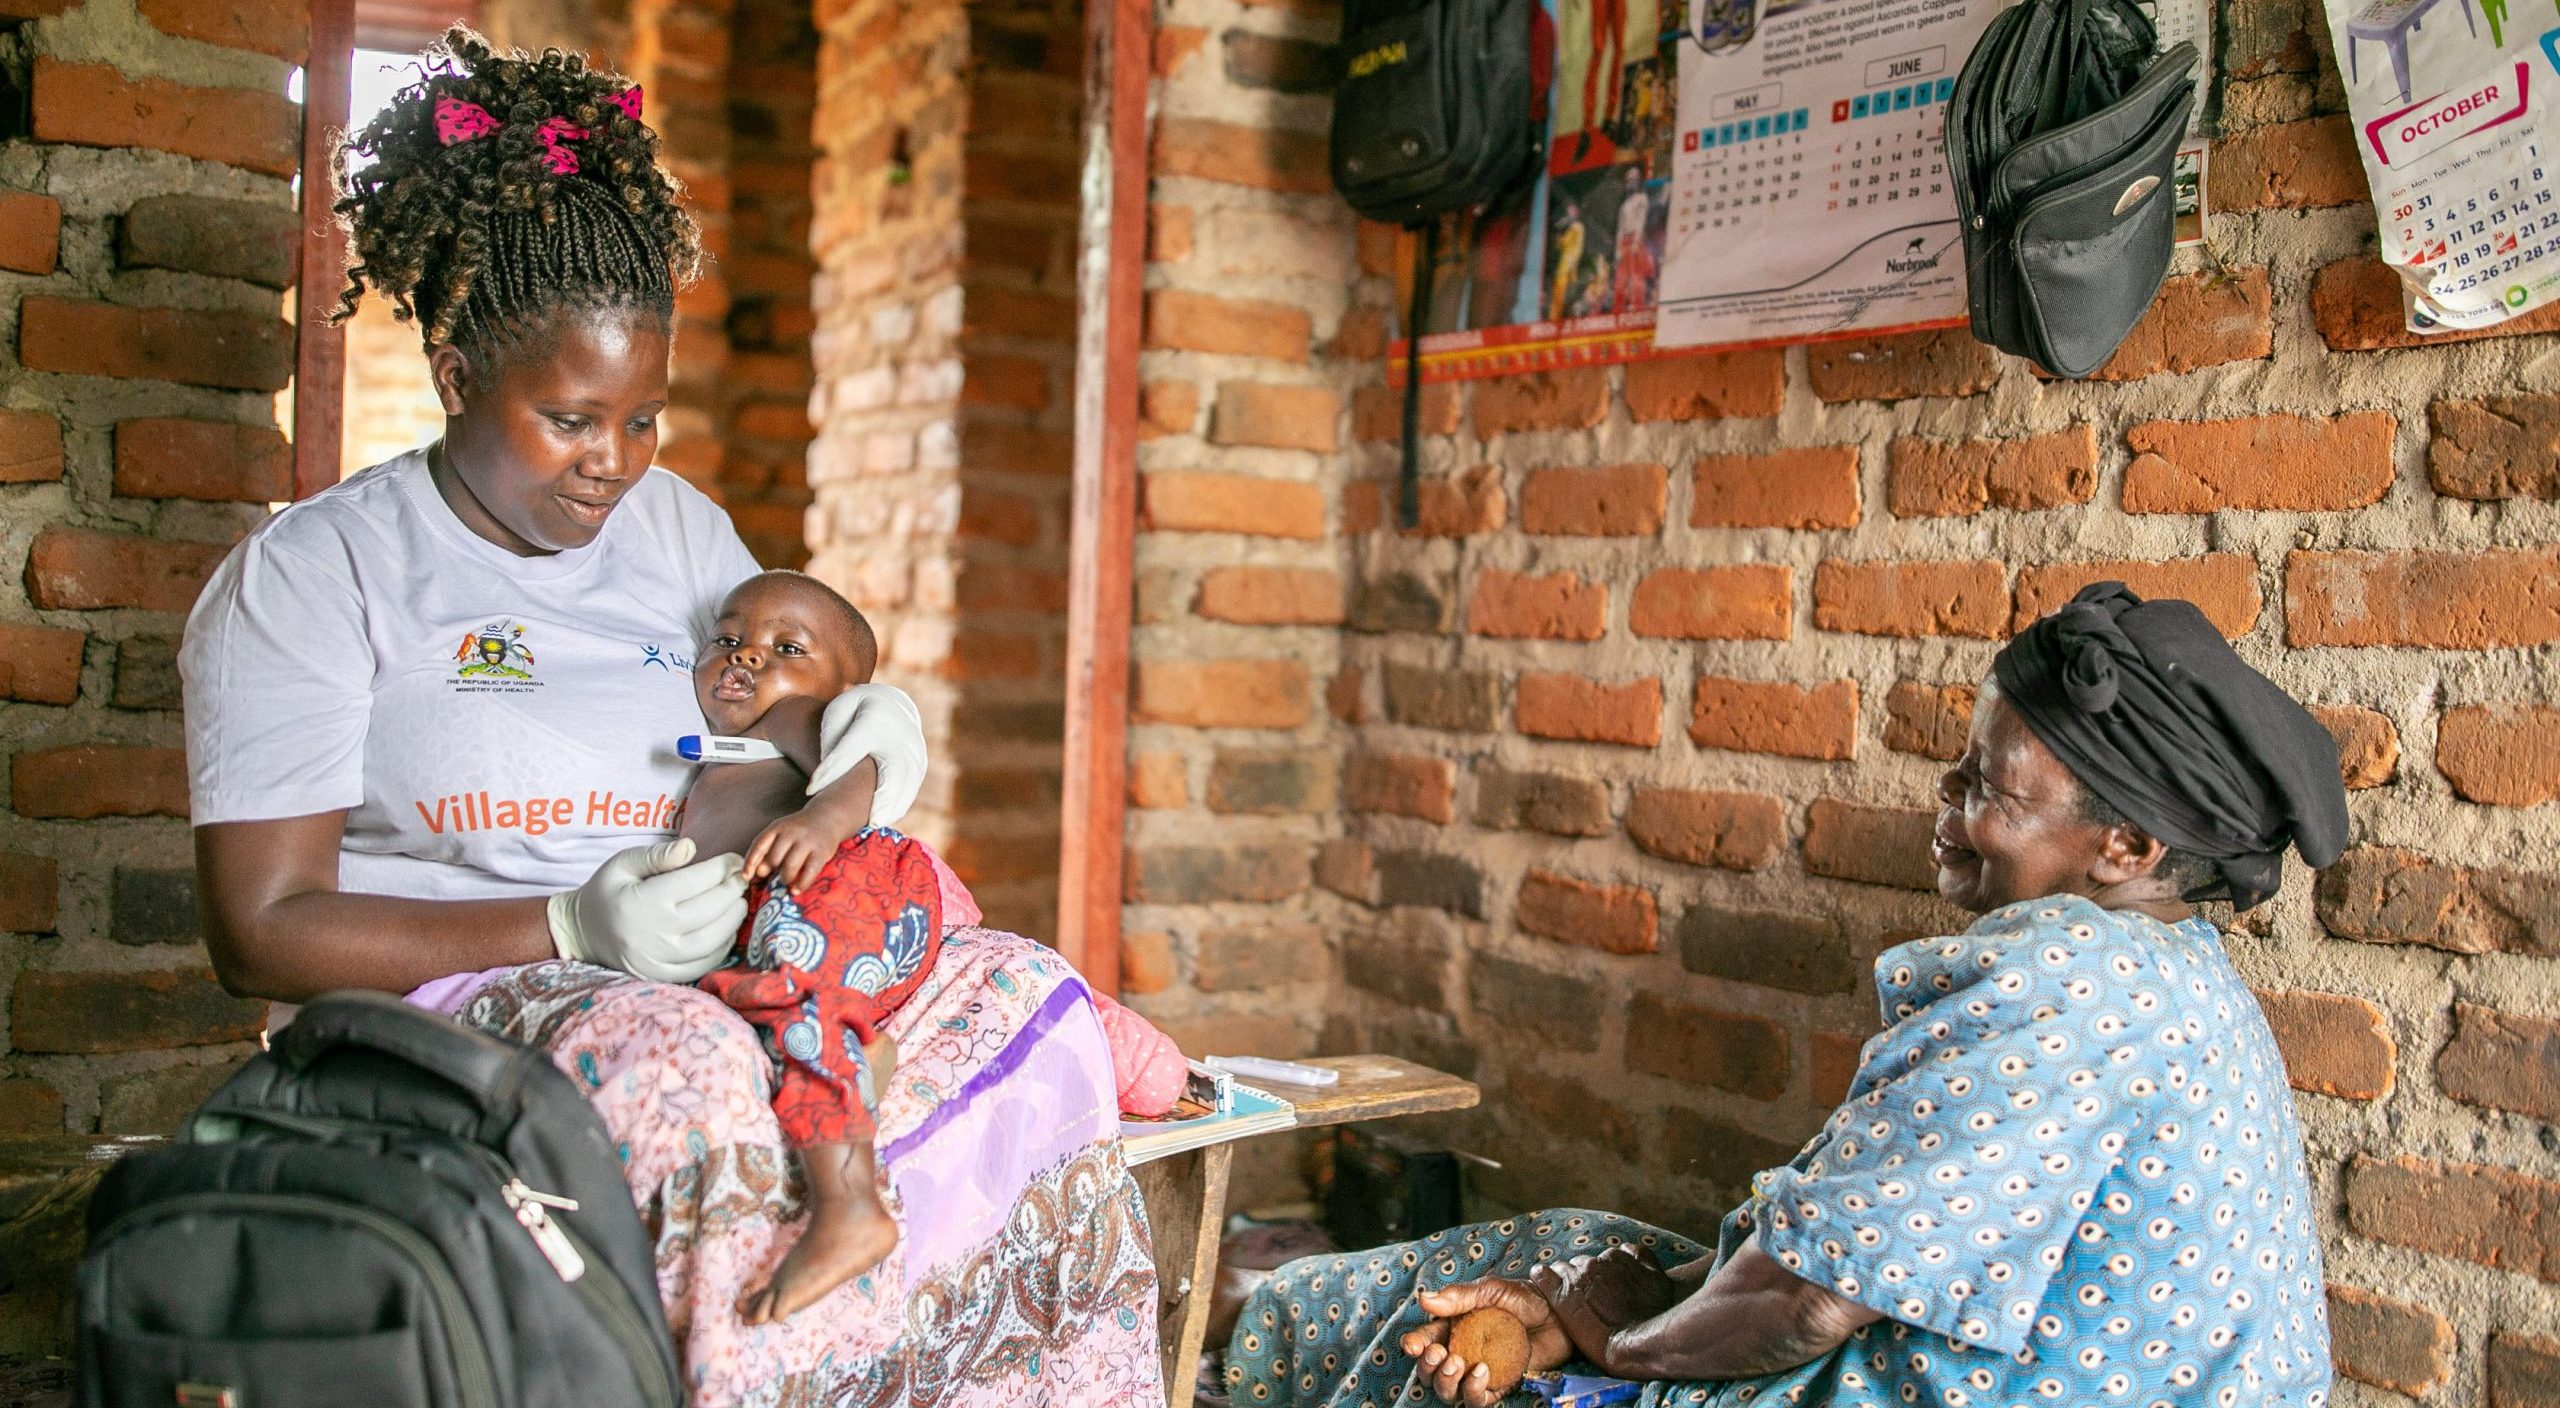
(1993, 582), (2350, 911)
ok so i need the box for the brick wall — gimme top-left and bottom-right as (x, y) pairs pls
(1125, 0), (2560, 1398)
(0, 0), (300, 1136)
(802, 0), (1081, 936)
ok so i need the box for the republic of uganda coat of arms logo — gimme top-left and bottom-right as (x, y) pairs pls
(454, 621), (537, 680)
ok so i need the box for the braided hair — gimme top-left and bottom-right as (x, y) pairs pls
(331, 28), (700, 365)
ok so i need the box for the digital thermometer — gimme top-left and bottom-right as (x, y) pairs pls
(677, 734), (784, 764)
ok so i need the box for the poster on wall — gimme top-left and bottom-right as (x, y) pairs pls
(1651, 0), (2005, 349)
(1389, 0), (1684, 381)
(2322, 0), (2560, 330)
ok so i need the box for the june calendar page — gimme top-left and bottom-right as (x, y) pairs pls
(1655, 0), (2006, 349)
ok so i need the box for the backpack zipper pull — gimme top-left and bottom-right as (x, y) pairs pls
(503, 1179), (588, 1282)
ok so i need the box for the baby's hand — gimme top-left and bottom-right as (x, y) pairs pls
(745, 812), (850, 891)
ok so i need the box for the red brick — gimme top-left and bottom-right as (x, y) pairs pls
(959, 355), (1049, 411)
(1344, 751), (1455, 824)
(1520, 463), (1666, 536)
(2346, 1155), (2560, 1282)
(2254, 987), (2394, 1100)
(2437, 1002), (2560, 1124)
(1807, 327), (2000, 403)
(1328, 667), (1364, 723)
(1120, 930), (1176, 994)
(1326, 304), (1389, 361)
(1223, 30), (1333, 91)
(2014, 555), (2262, 638)
(1206, 750), (1336, 814)
(2432, 393), (2560, 501)
(19, 297), (293, 392)
(967, 287), (1076, 340)
(1152, 24), (1206, 75)
(25, 528), (226, 613)
(956, 488), (1041, 546)
(1623, 348), (1785, 421)
(1475, 767), (1612, 836)
(1629, 565), (1793, 640)
(1351, 382), (1463, 444)
(1691, 447), (1860, 529)
(1516, 674), (1662, 747)
(114, 417), (292, 502)
(1469, 570), (1606, 640)
(1690, 677), (1857, 760)
(1626, 993), (1789, 1098)
(2123, 412), (2394, 512)
(1316, 837), (1374, 901)
(2209, 117), (2369, 210)
(1384, 663), (1503, 732)
(11, 744), (188, 818)
(2286, 548), (2560, 648)
(1814, 559), (2007, 638)
(1803, 800), (1937, 890)
(1140, 472), (1325, 538)
(0, 624), (85, 705)
(1625, 788), (1785, 871)
(1211, 382), (1340, 452)
(2327, 1285), (2455, 1398)
(1194, 566), (1345, 625)
(0, 190), (62, 275)
(0, 410), (64, 484)
(1132, 658), (1309, 729)
(1887, 426), (2098, 517)
(0, 851), (59, 933)
(1152, 117), (1330, 194)
(2490, 1333), (2560, 1408)
(1345, 463), (1507, 538)
(1138, 380), (1198, 440)
(953, 563), (1068, 612)
(2084, 269), (2275, 381)
(0, 1079), (64, 1136)
(1810, 1031), (1864, 1108)
(2315, 255), (2560, 351)
(1143, 289), (1310, 361)
(1124, 843), (1310, 904)
(31, 59), (299, 177)
(1470, 368), (1608, 438)
(1194, 923), (1323, 991)
(1127, 751), (1186, 809)
(9, 966), (262, 1052)
(136, 0), (308, 58)
(1517, 870), (1658, 955)
(2312, 705), (2399, 789)
(940, 631), (1042, 681)
(2438, 705), (2560, 806)
(2317, 846), (2559, 957)
(1884, 682), (1975, 760)
(1148, 202), (1194, 260)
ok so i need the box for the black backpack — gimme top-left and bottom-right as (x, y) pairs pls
(1946, 0), (2198, 376)
(1330, 0), (1539, 524)
(75, 990), (682, 1408)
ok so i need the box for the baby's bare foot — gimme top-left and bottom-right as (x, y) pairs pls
(740, 1140), (899, 1325)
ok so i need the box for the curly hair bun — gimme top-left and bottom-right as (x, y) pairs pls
(333, 27), (702, 357)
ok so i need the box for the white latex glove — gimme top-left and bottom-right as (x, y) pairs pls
(547, 838), (748, 984)
(807, 682), (927, 828)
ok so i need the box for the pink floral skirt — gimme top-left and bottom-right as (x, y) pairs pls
(423, 928), (1161, 1406)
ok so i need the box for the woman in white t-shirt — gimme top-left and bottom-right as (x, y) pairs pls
(181, 33), (1161, 1404)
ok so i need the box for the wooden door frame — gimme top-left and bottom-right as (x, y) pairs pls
(293, 0), (355, 499)
(1056, 0), (1152, 999)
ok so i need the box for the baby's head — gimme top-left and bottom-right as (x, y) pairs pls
(695, 570), (878, 735)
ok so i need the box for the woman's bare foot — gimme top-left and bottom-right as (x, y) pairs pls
(740, 1138), (899, 1324)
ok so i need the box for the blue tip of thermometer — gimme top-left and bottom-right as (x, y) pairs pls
(677, 734), (784, 764)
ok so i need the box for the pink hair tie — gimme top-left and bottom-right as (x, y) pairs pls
(433, 86), (644, 176)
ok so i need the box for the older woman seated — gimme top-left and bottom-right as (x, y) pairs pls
(1228, 582), (2348, 1408)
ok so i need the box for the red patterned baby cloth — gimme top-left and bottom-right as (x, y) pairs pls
(697, 828), (943, 1146)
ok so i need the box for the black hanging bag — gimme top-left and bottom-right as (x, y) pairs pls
(1946, 0), (2197, 376)
(1331, 0), (1539, 524)
(75, 990), (681, 1408)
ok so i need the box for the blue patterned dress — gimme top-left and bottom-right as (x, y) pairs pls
(1227, 896), (2332, 1408)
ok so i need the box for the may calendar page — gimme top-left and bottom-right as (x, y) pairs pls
(2322, 0), (2560, 330)
(1655, 0), (2006, 349)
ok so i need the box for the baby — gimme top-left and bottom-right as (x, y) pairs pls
(678, 569), (938, 1323)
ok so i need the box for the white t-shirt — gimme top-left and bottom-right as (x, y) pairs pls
(181, 448), (763, 901)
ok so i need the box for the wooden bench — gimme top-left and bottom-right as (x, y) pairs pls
(1128, 1056), (1480, 1408)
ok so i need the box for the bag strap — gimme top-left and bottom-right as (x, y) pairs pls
(272, 989), (527, 1122)
(1398, 218), (1439, 530)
